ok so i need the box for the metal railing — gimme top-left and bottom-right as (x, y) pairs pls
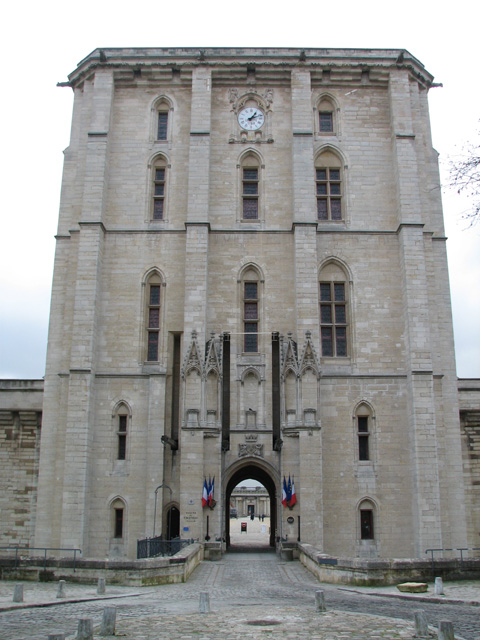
(0, 547), (82, 572)
(137, 536), (196, 559)
(425, 547), (480, 574)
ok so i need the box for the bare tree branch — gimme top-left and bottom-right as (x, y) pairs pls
(448, 127), (480, 226)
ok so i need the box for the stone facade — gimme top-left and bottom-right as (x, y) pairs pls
(230, 485), (270, 518)
(2, 48), (479, 561)
(0, 380), (43, 546)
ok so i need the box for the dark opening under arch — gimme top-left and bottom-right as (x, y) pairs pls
(225, 463), (277, 550)
(166, 505), (180, 540)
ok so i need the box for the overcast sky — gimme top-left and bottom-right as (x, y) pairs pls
(1, 0), (479, 380)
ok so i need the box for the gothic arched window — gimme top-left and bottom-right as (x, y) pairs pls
(144, 271), (163, 362)
(315, 150), (342, 221)
(239, 153), (263, 221)
(319, 261), (349, 358)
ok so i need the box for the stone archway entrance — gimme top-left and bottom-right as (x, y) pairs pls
(225, 463), (277, 549)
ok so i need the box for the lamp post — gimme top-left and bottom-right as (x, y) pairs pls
(153, 483), (172, 538)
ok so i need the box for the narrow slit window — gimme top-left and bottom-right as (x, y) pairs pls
(157, 112), (168, 140)
(114, 508), (124, 538)
(153, 167), (166, 220)
(118, 415), (127, 460)
(244, 282), (258, 352)
(358, 416), (369, 461)
(242, 167), (259, 220)
(147, 283), (161, 361)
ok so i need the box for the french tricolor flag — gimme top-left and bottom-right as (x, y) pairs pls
(202, 478), (208, 508)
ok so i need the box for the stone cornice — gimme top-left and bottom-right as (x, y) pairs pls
(63, 48), (434, 90)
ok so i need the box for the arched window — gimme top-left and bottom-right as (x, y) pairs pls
(358, 499), (375, 540)
(111, 497), (126, 539)
(151, 155), (168, 221)
(315, 150), (342, 221)
(241, 267), (260, 352)
(355, 403), (373, 461)
(319, 260), (349, 358)
(317, 96), (336, 134)
(153, 97), (172, 142)
(240, 153), (262, 221)
(114, 403), (130, 461)
(145, 271), (163, 361)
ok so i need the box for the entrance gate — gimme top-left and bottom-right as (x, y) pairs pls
(225, 463), (277, 548)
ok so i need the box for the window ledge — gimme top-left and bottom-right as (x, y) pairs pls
(355, 462), (376, 479)
(111, 460), (130, 476)
(142, 362), (167, 375)
(239, 219), (264, 227)
(148, 219), (168, 229)
(317, 220), (346, 227)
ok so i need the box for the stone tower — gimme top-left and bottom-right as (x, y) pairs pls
(34, 48), (467, 560)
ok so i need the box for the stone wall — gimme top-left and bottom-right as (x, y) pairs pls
(459, 379), (480, 548)
(0, 380), (43, 546)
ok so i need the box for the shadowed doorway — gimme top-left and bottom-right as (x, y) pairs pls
(225, 464), (277, 550)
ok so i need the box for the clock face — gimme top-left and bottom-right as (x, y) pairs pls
(238, 107), (265, 131)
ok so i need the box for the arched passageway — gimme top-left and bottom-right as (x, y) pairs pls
(225, 464), (277, 550)
(166, 505), (180, 540)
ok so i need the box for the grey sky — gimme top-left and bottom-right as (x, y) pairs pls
(1, 0), (479, 379)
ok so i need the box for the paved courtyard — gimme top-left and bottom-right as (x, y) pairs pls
(0, 525), (479, 640)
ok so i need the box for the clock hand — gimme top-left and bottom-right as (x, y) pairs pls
(248, 111), (258, 121)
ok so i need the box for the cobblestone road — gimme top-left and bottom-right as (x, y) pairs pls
(0, 550), (479, 639)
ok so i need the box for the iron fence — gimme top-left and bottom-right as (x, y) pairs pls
(137, 536), (196, 559)
(0, 546), (82, 572)
(425, 547), (480, 574)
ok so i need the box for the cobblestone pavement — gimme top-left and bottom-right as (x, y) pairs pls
(0, 542), (479, 640)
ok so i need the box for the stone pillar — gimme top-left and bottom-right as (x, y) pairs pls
(298, 427), (323, 547)
(291, 69), (316, 224)
(315, 589), (326, 612)
(438, 620), (455, 640)
(414, 610), (429, 637)
(289, 70), (322, 548)
(76, 618), (94, 640)
(56, 580), (66, 598)
(99, 607), (116, 636)
(179, 67), (213, 541)
(36, 69), (114, 554)
(290, 68), (319, 345)
(13, 584), (23, 603)
(199, 591), (210, 613)
(144, 374), (167, 536)
(434, 577), (444, 595)
(389, 69), (443, 554)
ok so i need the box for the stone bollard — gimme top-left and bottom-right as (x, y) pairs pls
(76, 618), (94, 640)
(438, 620), (455, 640)
(99, 606), (116, 636)
(97, 577), (106, 595)
(13, 584), (24, 603)
(413, 610), (429, 638)
(434, 576), (444, 595)
(48, 634), (65, 640)
(56, 580), (66, 598)
(315, 589), (326, 612)
(199, 591), (210, 613)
